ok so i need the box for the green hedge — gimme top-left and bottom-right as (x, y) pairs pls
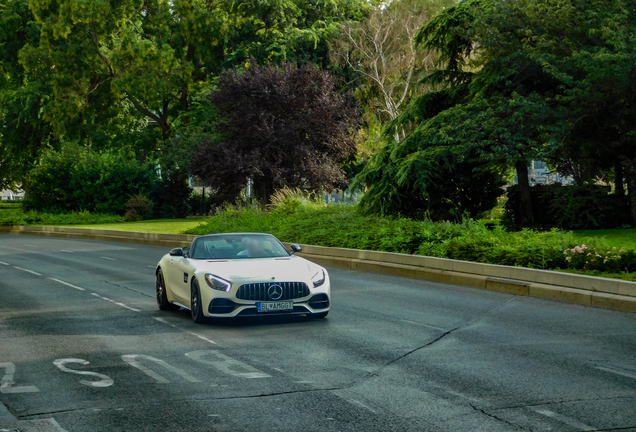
(186, 205), (636, 274)
(0, 209), (124, 226)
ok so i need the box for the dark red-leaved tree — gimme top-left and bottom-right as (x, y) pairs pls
(189, 60), (361, 203)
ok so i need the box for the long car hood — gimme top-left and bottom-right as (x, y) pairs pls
(193, 256), (317, 282)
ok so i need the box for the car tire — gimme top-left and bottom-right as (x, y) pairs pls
(308, 311), (328, 319)
(156, 269), (180, 311)
(191, 279), (208, 324)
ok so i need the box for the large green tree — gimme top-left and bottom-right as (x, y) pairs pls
(24, 0), (369, 141)
(355, 0), (636, 225)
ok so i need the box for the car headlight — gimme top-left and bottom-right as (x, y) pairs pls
(312, 270), (326, 288)
(204, 274), (232, 292)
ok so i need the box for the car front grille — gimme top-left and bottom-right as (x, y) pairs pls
(236, 282), (310, 301)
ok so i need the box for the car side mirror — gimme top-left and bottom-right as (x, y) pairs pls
(290, 244), (302, 254)
(170, 247), (184, 257)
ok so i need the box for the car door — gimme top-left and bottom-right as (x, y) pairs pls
(167, 255), (195, 305)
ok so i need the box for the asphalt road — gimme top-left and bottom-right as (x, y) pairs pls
(0, 234), (635, 432)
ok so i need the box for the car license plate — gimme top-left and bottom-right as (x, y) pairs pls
(257, 301), (293, 312)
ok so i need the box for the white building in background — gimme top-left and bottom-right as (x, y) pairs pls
(0, 188), (24, 200)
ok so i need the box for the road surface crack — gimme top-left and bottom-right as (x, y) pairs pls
(102, 280), (153, 298)
(372, 297), (519, 374)
(470, 405), (532, 431)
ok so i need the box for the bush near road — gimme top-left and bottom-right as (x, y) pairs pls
(186, 205), (636, 280)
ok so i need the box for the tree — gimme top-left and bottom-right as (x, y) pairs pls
(330, 0), (452, 141)
(189, 61), (362, 203)
(24, 0), (369, 142)
(356, 0), (636, 225)
(0, 0), (56, 189)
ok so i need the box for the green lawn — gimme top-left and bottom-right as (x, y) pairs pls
(70, 219), (207, 234)
(571, 228), (636, 250)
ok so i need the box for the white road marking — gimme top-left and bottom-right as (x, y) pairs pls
(152, 317), (218, 345)
(401, 319), (450, 332)
(24, 244), (38, 248)
(273, 368), (284, 373)
(153, 317), (175, 326)
(100, 256), (116, 261)
(60, 250), (74, 253)
(294, 381), (312, 384)
(186, 350), (271, 379)
(13, 266), (42, 276)
(596, 365), (636, 380)
(208, 414), (221, 417)
(530, 407), (595, 431)
(49, 278), (85, 291)
(189, 332), (218, 345)
(0, 261), (8, 265)
(0, 362), (40, 393)
(147, 265), (156, 269)
(346, 398), (377, 413)
(122, 354), (201, 383)
(53, 358), (114, 388)
(90, 293), (139, 312)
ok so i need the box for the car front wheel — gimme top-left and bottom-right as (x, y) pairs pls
(190, 279), (207, 324)
(156, 269), (180, 311)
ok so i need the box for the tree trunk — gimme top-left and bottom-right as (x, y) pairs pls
(515, 160), (535, 227)
(615, 161), (625, 196)
(628, 173), (636, 226)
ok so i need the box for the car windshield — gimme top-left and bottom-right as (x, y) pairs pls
(190, 234), (290, 260)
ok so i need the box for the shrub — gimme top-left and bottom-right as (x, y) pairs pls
(0, 210), (124, 226)
(505, 183), (628, 229)
(124, 195), (153, 222)
(564, 244), (636, 273)
(548, 185), (628, 229)
(186, 204), (627, 271)
(24, 143), (160, 215)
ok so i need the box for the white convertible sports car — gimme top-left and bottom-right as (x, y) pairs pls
(155, 233), (331, 323)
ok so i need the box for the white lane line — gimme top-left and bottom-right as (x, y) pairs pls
(13, 266), (42, 276)
(60, 250), (74, 253)
(0, 261), (9, 266)
(401, 319), (450, 332)
(346, 398), (377, 413)
(529, 408), (595, 431)
(273, 367), (284, 373)
(152, 317), (217, 345)
(294, 381), (312, 384)
(115, 302), (141, 312)
(147, 265), (156, 269)
(596, 365), (636, 380)
(189, 332), (217, 345)
(90, 292), (139, 312)
(24, 244), (38, 248)
(100, 256), (116, 261)
(49, 278), (85, 291)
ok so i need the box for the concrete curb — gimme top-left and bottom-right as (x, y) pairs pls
(1, 225), (635, 313)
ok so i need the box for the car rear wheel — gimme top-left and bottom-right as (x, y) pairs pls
(156, 269), (180, 311)
(191, 279), (207, 324)
(308, 311), (328, 319)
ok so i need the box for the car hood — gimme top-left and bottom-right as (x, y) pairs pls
(192, 256), (319, 282)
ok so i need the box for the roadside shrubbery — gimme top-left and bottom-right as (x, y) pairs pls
(185, 204), (634, 275)
(22, 143), (192, 218)
(0, 209), (124, 225)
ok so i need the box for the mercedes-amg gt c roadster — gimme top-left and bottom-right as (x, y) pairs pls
(155, 233), (330, 323)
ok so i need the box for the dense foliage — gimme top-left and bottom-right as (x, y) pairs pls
(354, 0), (636, 226)
(189, 61), (361, 203)
(186, 204), (636, 275)
(23, 143), (162, 215)
(1, 0), (369, 192)
(0, 208), (124, 225)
